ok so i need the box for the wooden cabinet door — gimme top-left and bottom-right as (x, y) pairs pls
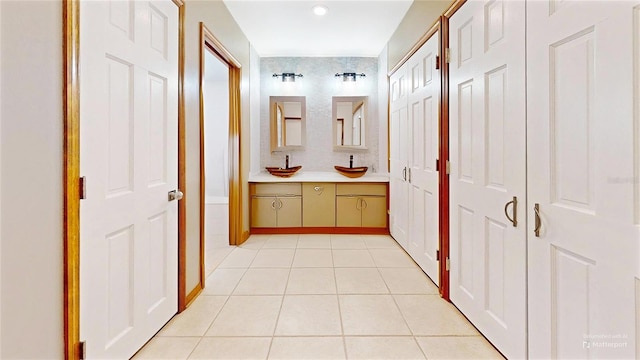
(251, 196), (277, 227)
(361, 196), (387, 228)
(277, 197), (302, 227)
(302, 183), (336, 227)
(336, 196), (361, 227)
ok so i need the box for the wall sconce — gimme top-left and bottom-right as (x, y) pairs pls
(335, 72), (366, 82)
(273, 73), (303, 82)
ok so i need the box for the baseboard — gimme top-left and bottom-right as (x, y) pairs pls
(250, 227), (390, 235)
(184, 283), (203, 308)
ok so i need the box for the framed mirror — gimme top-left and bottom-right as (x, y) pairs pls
(270, 96), (306, 152)
(333, 96), (367, 150)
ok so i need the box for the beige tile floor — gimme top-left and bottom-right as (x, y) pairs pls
(134, 234), (505, 360)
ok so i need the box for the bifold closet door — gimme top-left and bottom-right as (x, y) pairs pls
(527, 1), (639, 358)
(389, 69), (409, 250)
(406, 32), (441, 285)
(448, 1), (527, 359)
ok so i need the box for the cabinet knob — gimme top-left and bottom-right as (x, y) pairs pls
(313, 186), (324, 195)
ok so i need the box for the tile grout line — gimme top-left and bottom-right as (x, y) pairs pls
(267, 243), (296, 358)
(331, 254), (349, 359)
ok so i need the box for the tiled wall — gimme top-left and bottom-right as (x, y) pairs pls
(260, 57), (380, 172)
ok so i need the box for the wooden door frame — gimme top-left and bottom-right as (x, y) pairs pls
(63, 0), (186, 358)
(197, 23), (243, 300)
(439, 0), (467, 302)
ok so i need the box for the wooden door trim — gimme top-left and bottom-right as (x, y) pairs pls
(64, 0), (186, 357)
(198, 22), (243, 298)
(437, 0), (467, 303)
(63, 1), (80, 359)
(438, 15), (451, 301)
(176, 1), (187, 312)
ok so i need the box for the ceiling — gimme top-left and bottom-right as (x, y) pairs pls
(222, 0), (414, 57)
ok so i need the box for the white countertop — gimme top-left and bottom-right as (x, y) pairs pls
(248, 171), (390, 183)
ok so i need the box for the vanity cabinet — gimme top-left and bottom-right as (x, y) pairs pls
(249, 179), (388, 233)
(250, 183), (302, 228)
(335, 184), (387, 228)
(302, 183), (336, 227)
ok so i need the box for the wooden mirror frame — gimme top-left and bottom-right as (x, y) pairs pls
(269, 96), (306, 152)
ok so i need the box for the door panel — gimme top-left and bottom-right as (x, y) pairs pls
(80, 1), (179, 358)
(277, 197), (302, 227)
(251, 197), (277, 228)
(302, 183), (336, 227)
(527, 1), (640, 358)
(448, 1), (527, 359)
(407, 31), (440, 285)
(336, 197), (361, 227)
(389, 70), (409, 249)
(361, 196), (387, 228)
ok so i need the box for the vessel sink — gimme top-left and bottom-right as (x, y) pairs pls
(265, 165), (302, 178)
(334, 165), (368, 178)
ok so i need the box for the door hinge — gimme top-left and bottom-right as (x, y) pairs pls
(445, 160), (451, 175)
(435, 55), (440, 70)
(436, 249), (440, 260)
(445, 48), (451, 63)
(436, 159), (439, 171)
(79, 176), (87, 200)
(446, 257), (451, 271)
(79, 341), (86, 360)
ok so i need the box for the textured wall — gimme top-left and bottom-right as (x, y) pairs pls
(260, 57), (381, 172)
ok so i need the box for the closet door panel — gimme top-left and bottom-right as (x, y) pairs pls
(407, 31), (441, 286)
(448, 1), (527, 359)
(389, 69), (410, 250)
(527, 1), (640, 358)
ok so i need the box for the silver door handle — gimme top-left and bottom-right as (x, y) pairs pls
(402, 167), (407, 181)
(168, 189), (183, 201)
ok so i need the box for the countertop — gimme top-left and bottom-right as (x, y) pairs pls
(248, 171), (390, 183)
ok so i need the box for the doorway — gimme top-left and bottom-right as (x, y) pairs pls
(198, 23), (243, 290)
(201, 36), (232, 276)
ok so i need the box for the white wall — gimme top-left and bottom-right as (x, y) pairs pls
(184, 1), (252, 292)
(203, 51), (230, 200)
(0, 1), (3, 354)
(377, 45), (389, 172)
(260, 57), (380, 172)
(250, 46), (261, 176)
(386, 0), (452, 72)
(1, 1), (63, 358)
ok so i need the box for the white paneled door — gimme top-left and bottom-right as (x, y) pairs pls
(527, 1), (640, 358)
(449, 0), (527, 358)
(390, 68), (409, 250)
(407, 32), (441, 285)
(79, 1), (179, 358)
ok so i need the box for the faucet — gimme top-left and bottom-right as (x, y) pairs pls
(349, 155), (354, 169)
(285, 154), (289, 169)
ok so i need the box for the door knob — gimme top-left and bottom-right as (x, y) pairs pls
(168, 189), (184, 201)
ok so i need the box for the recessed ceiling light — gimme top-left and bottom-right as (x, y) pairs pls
(312, 5), (328, 16)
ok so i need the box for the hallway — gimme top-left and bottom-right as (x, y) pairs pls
(134, 234), (504, 359)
